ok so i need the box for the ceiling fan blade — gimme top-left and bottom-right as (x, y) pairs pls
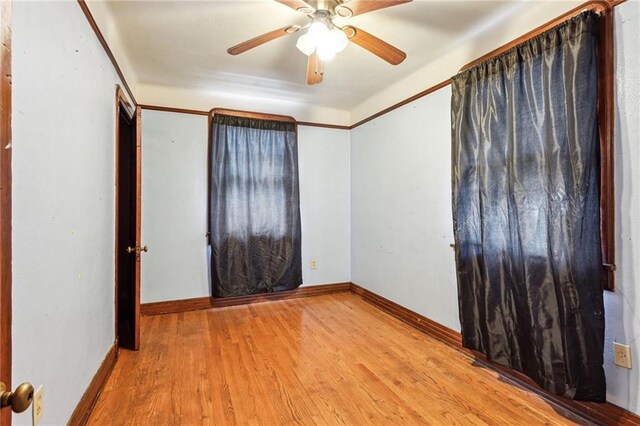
(335, 0), (411, 18)
(227, 25), (300, 55)
(306, 52), (324, 85)
(274, 0), (315, 14)
(342, 26), (406, 65)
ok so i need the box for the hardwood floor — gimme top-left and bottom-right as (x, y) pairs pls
(89, 293), (588, 425)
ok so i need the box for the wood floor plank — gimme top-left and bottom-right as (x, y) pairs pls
(88, 293), (589, 425)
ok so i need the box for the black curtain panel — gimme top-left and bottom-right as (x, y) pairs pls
(451, 12), (605, 401)
(209, 114), (302, 298)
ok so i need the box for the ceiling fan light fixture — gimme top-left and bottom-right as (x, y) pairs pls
(329, 28), (348, 52)
(228, 0), (412, 85)
(297, 18), (347, 59)
(296, 33), (316, 56)
(317, 44), (336, 61)
(308, 20), (330, 39)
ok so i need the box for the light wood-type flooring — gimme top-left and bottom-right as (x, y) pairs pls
(89, 293), (587, 425)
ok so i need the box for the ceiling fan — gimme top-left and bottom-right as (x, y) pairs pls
(227, 0), (412, 85)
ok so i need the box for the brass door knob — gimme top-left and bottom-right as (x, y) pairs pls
(126, 245), (148, 254)
(0, 382), (34, 413)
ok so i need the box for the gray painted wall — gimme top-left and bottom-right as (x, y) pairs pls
(140, 111), (210, 303)
(12, 2), (129, 424)
(350, 87), (460, 332)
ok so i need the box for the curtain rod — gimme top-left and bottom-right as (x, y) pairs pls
(459, 0), (617, 72)
(209, 108), (297, 123)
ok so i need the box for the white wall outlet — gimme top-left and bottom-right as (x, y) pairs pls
(310, 259), (318, 270)
(614, 342), (632, 369)
(32, 385), (43, 425)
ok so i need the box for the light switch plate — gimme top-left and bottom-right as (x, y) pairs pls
(614, 342), (632, 369)
(32, 385), (43, 426)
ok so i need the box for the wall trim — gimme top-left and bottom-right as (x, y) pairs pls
(296, 121), (351, 130)
(140, 282), (352, 316)
(350, 79), (451, 129)
(350, 283), (640, 426)
(212, 282), (352, 308)
(139, 104), (351, 130)
(76, 0), (136, 106)
(350, 283), (461, 347)
(137, 80), (452, 129)
(139, 104), (209, 116)
(140, 296), (213, 316)
(68, 343), (118, 426)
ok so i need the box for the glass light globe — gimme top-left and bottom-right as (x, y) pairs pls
(308, 21), (329, 40)
(317, 43), (336, 61)
(328, 28), (349, 53)
(296, 33), (316, 56)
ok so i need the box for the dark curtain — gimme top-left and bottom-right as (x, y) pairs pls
(451, 12), (605, 401)
(210, 114), (302, 298)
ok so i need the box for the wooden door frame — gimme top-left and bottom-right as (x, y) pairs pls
(0, 2), (11, 424)
(134, 105), (141, 350)
(114, 86), (140, 350)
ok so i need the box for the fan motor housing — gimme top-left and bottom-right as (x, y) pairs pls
(304, 0), (353, 17)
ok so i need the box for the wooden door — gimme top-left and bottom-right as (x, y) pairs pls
(115, 91), (141, 351)
(0, 2), (11, 424)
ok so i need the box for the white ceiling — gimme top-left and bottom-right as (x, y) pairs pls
(89, 0), (584, 124)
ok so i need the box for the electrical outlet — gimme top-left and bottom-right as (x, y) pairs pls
(310, 259), (318, 270)
(32, 385), (43, 425)
(614, 342), (632, 369)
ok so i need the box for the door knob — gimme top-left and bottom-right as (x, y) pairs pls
(126, 245), (148, 254)
(0, 382), (34, 413)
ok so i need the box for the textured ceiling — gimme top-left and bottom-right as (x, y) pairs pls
(90, 0), (584, 122)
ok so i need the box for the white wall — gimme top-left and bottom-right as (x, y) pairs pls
(141, 113), (351, 303)
(140, 111), (210, 303)
(298, 126), (351, 285)
(12, 2), (127, 424)
(350, 87), (459, 332)
(603, 0), (640, 414)
(350, 1), (640, 415)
